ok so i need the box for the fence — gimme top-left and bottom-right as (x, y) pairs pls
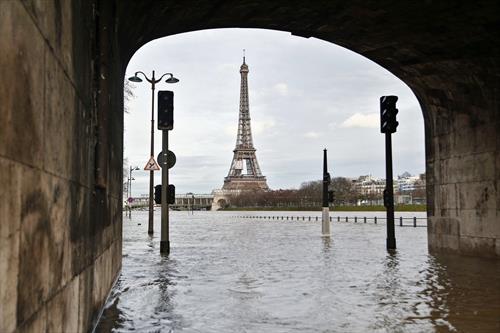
(234, 215), (427, 227)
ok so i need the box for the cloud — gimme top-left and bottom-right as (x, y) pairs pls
(273, 83), (289, 96)
(340, 113), (379, 128)
(304, 131), (321, 138)
(252, 118), (275, 134)
(224, 124), (238, 137)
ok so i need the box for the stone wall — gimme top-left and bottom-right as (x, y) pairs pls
(421, 67), (500, 257)
(0, 1), (123, 332)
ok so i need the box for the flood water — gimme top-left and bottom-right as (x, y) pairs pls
(96, 211), (500, 332)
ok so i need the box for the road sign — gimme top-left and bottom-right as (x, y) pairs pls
(157, 150), (176, 169)
(144, 156), (160, 171)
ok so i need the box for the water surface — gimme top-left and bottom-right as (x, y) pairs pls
(96, 211), (500, 332)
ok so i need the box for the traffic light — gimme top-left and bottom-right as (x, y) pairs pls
(154, 184), (175, 204)
(158, 90), (174, 130)
(154, 185), (162, 204)
(328, 190), (335, 203)
(380, 95), (399, 133)
(167, 184), (175, 204)
(383, 188), (390, 207)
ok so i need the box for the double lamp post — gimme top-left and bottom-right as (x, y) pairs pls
(128, 70), (179, 234)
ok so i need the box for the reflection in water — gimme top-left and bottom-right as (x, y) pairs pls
(96, 211), (500, 332)
(430, 254), (500, 332)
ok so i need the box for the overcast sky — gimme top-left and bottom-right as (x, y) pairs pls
(124, 29), (425, 196)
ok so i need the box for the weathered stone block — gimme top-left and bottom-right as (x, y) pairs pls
(428, 216), (460, 236)
(93, 247), (112, 309)
(46, 175), (73, 295)
(440, 152), (496, 184)
(428, 232), (459, 252)
(452, 122), (497, 156)
(43, 46), (77, 181)
(0, 231), (19, 333)
(459, 235), (496, 258)
(20, 0), (74, 83)
(17, 306), (47, 333)
(73, 101), (94, 188)
(459, 209), (498, 238)
(17, 167), (51, 323)
(438, 183), (458, 210)
(457, 180), (496, 212)
(46, 276), (79, 333)
(0, 1), (45, 168)
(77, 265), (95, 333)
(0, 157), (21, 241)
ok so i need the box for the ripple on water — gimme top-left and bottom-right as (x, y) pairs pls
(96, 211), (500, 333)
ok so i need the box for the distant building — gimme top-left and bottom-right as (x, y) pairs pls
(352, 172), (426, 205)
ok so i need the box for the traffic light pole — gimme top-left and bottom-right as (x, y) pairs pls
(385, 132), (396, 250)
(322, 149), (330, 236)
(160, 129), (170, 254)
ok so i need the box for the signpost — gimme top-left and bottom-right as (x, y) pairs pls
(157, 150), (176, 169)
(144, 156), (160, 171)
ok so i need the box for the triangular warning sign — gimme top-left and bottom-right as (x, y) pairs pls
(144, 156), (160, 171)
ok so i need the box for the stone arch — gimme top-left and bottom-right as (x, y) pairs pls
(1, 1), (499, 332)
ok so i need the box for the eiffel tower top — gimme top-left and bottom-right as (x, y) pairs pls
(235, 52), (253, 150)
(240, 49), (248, 73)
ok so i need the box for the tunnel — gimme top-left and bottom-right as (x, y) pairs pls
(0, 0), (499, 331)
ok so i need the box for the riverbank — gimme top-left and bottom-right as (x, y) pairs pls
(222, 204), (426, 212)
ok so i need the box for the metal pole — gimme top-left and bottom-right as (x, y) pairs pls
(160, 130), (170, 254)
(385, 132), (396, 249)
(129, 167), (132, 218)
(322, 148), (330, 236)
(148, 71), (156, 235)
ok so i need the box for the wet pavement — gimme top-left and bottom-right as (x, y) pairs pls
(96, 211), (500, 332)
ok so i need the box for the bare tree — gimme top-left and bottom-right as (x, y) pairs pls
(124, 79), (135, 113)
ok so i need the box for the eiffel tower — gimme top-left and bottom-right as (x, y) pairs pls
(222, 54), (269, 191)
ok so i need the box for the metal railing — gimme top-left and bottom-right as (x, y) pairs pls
(233, 215), (427, 227)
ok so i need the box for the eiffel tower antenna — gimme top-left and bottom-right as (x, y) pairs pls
(222, 55), (269, 191)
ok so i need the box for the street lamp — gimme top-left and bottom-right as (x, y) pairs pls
(128, 71), (179, 234)
(128, 166), (140, 218)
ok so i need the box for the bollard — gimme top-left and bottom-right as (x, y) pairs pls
(337, 216), (340, 222)
(355, 217), (357, 223)
(303, 216), (305, 221)
(345, 216), (348, 222)
(413, 216), (417, 227)
(400, 216), (403, 227)
(330, 216), (332, 222)
(364, 217), (367, 223)
(374, 216), (377, 224)
(316, 216), (318, 221)
(309, 216), (311, 221)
